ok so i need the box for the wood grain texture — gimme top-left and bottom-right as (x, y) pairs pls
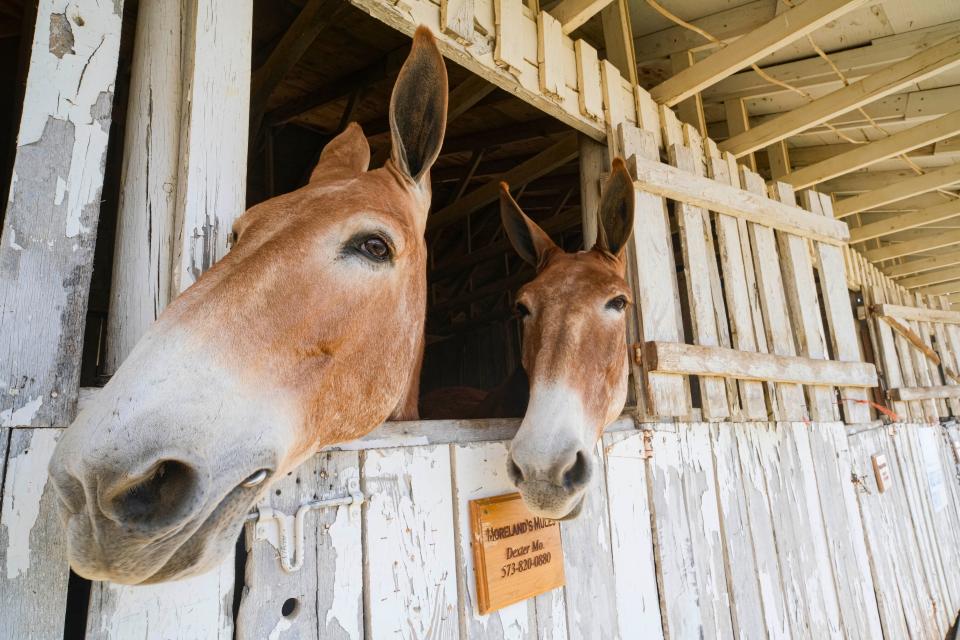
(362, 445), (460, 638)
(235, 452), (362, 640)
(0, 428), (68, 638)
(0, 0), (124, 429)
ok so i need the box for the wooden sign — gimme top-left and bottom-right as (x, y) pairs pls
(872, 453), (892, 493)
(470, 493), (565, 614)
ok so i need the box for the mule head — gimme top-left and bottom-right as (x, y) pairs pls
(48, 27), (448, 584)
(501, 159), (634, 520)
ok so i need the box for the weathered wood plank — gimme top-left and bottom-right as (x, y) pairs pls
(0, 428), (68, 638)
(626, 155), (850, 245)
(235, 452), (362, 640)
(602, 431), (663, 640)
(573, 39), (603, 123)
(440, 0), (475, 44)
(450, 441), (540, 639)
(536, 10), (563, 99)
(0, 0), (124, 428)
(559, 440), (618, 639)
(805, 423), (883, 639)
(770, 183), (836, 422)
(362, 445), (459, 638)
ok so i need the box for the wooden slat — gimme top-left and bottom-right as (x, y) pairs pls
(560, 439), (619, 638)
(537, 10), (564, 99)
(627, 154), (850, 244)
(739, 167), (808, 421)
(781, 109), (960, 189)
(723, 97), (756, 171)
(669, 142), (729, 419)
(889, 385), (960, 401)
(719, 34), (960, 157)
(804, 191), (873, 423)
(599, 0), (637, 85)
(705, 150), (768, 420)
(599, 60), (626, 154)
(933, 296), (960, 415)
(891, 286), (937, 422)
(872, 303), (960, 325)
(650, 0), (866, 107)
(0, 429), (68, 638)
(603, 432), (663, 639)
(441, 0), (475, 44)
(641, 341), (877, 387)
(670, 51), (707, 136)
(236, 452), (361, 640)
(451, 441), (543, 638)
(770, 182), (836, 421)
(362, 445), (459, 637)
(621, 127), (690, 417)
(834, 163), (960, 218)
(863, 274), (911, 419)
(574, 39), (604, 122)
(850, 198), (960, 243)
(429, 134), (579, 231)
(0, 0), (124, 429)
(494, 0), (526, 75)
(865, 228), (960, 263)
(548, 0), (612, 35)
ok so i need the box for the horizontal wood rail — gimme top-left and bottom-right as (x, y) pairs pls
(627, 155), (850, 244)
(637, 341), (878, 388)
(871, 303), (960, 325)
(887, 385), (960, 402)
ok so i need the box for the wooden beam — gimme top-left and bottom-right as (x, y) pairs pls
(780, 110), (960, 189)
(250, 0), (346, 127)
(671, 51), (707, 136)
(627, 154), (849, 244)
(428, 134), (579, 231)
(901, 264), (960, 289)
(548, 0), (613, 34)
(849, 199), (960, 243)
(871, 303), (960, 325)
(834, 163), (960, 217)
(888, 385), (960, 401)
(864, 228), (960, 262)
(634, 0), (777, 63)
(723, 97), (756, 171)
(885, 250), (960, 278)
(447, 75), (497, 122)
(599, 0), (637, 85)
(649, 0), (866, 107)
(719, 34), (960, 157)
(917, 280), (960, 296)
(704, 20), (960, 103)
(766, 141), (791, 179)
(876, 314), (942, 368)
(639, 341), (878, 387)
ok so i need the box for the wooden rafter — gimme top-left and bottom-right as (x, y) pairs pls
(885, 250), (960, 278)
(780, 110), (960, 189)
(901, 265), (960, 290)
(548, 0), (613, 34)
(834, 163), (960, 218)
(250, 0), (347, 129)
(918, 280), (960, 296)
(850, 199), (960, 244)
(650, 0), (865, 107)
(719, 35), (960, 157)
(865, 228), (960, 263)
(428, 134), (580, 231)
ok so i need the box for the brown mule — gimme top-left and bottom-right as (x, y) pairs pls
(423, 159), (635, 520)
(48, 27), (448, 585)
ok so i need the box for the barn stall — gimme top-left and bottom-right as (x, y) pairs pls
(2, 0), (960, 638)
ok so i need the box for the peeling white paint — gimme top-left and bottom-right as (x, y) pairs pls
(325, 466), (362, 640)
(53, 176), (66, 206)
(267, 617), (291, 640)
(2, 429), (60, 580)
(0, 395), (43, 427)
(8, 229), (23, 251)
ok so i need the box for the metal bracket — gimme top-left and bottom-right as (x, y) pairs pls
(250, 476), (364, 573)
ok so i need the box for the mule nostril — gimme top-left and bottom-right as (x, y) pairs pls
(562, 451), (590, 490)
(507, 456), (525, 485)
(106, 459), (201, 530)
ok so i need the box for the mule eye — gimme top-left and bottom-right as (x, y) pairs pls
(357, 235), (392, 262)
(606, 295), (628, 312)
(515, 302), (531, 318)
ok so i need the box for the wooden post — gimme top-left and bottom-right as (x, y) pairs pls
(0, 2), (124, 633)
(87, 0), (252, 636)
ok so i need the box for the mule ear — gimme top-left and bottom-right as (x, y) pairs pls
(500, 182), (558, 268)
(594, 157), (635, 258)
(309, 122), (370, 182)
(389, 27), (448, 185)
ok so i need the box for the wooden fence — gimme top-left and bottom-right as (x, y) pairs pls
(2, 418), (960, 638)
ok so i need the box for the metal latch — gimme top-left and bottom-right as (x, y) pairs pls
(247, 476), (364, 572)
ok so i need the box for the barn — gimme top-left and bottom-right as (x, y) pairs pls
(2, 0), (960, 638)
